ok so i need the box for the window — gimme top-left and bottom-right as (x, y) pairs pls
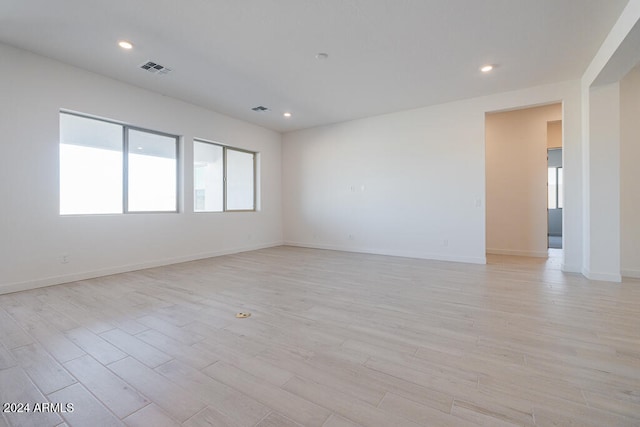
(127, 129), (177, 212)
(548, 166), (563, 210)
(226, 148), (255, 210)
(60, 112), (178, 215)
(194, 142), (223, 212)
(194, 140), (256, 212)
(60, 114), (123, 215)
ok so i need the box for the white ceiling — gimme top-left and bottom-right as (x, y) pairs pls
(0, 0), (630, 132)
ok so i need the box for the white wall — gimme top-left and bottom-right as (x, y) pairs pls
(283, 102), (486, 264)
(620, 65), (640, 277)
(282, 80), (583, 270)
(0, 43), (283, 294)
(584, 83), (621, 282)
(579, 0), (640, 282)
(486, 104), (562, 257)
(547, 121), (563, 149)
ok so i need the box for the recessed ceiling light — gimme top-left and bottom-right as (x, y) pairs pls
(316, 53), (329, 60)
(283, 112), (292, 118)
(118, 40), (133, 50)
(480, 65), (493, 73)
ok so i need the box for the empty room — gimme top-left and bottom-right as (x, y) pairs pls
(1, 1), (640, 426)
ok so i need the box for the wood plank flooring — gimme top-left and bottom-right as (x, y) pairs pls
(1, 246), (639, 426)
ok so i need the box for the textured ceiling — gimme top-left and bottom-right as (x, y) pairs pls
(0, 0), (630, 132)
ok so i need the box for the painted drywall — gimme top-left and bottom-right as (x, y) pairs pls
(486, 104), (562, 257)
(579, 0), (640, 282)
(547, 121), (563, 148)
(620, 64), (640, 278)
(0, 43), (283, 294)
(585, 82), (621, 282)
(583, 0), (640, 87)
(283, 102), (486, 264)
(282, 81), (582, 269)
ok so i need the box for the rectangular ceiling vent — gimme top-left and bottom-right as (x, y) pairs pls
(140, 61), (172, 75)
(251, 105), (269, 112)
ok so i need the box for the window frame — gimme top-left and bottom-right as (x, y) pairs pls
(557, 166), (563, 209)
(124, 125), (180, 214)
(547, 166), (563, 210)
(193, 139), (257, 213)
(60, 111), (180, 215)
(193, 140), (224, 213)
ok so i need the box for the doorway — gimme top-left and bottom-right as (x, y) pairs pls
(485, 104), (563, 259)
(546, 119), (563, 250)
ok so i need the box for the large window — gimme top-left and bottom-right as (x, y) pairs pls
(194, 140), (256, 212)
(60, 112), (178, 215)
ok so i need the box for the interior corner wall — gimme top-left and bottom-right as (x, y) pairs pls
(585, 82), (621, 282)
(620, 65), (640, 278)
(282, 80), (582, 269)
(0, 43), (283, 294)
(485, 104), (562, 257)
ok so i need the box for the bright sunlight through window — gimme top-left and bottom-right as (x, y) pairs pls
(60, 112), (178, 215)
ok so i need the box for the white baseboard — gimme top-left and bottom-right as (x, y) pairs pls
(284, 241), (486, 265)
(0, 241), (284, 295)
(486, 248), (549, 258)
(581, 268), (622, 283)
(621, 269), (640, 279)
(561, 263), (582, 274)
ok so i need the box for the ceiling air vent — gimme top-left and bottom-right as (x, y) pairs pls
(140, 61), (172, 75)
(251, 106), (269, 112)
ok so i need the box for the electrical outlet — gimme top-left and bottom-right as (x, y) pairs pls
(61, 253), (70, 264)
(348, 234), (355, 240)
(443, 239), (449, 247)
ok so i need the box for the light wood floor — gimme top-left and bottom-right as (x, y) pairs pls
(1, 246), (639, 427)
